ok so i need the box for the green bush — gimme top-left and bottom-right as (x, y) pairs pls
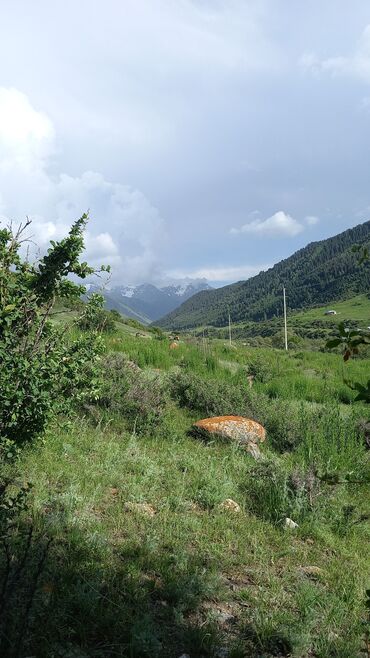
(247, 355), (272, 383)
(167, 370), (246, 416)
(0, 215), (104, 451)
(242, 459), (316, 525)
(77, 294), (116, 332)
(98, 353), (169, 433)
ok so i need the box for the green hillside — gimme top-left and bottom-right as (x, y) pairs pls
(157, 221), (370, 330)
(292, 294), (370, 325)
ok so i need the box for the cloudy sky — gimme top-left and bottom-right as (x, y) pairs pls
(1, 1), (370, 286)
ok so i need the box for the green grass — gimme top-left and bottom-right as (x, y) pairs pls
(290, 294), (370, 326)
(2, 331), (369, 657)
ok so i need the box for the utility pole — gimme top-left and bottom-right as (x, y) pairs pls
(228, 311), (232, 347)
(283, 287), (288, 351)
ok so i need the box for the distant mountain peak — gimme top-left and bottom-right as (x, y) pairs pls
(86, 278), (212, 324)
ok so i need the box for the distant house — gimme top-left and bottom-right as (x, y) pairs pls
(324, 310), (337, 316)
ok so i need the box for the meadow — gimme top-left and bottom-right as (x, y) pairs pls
(3, 316), (369, 658)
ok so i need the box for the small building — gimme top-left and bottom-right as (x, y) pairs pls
(324, 310), (337, 316)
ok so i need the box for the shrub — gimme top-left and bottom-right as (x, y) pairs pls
(98, 353), (169, 433)
(167, 371), (246, 416)
(77, 294), (116, 333)
(242, 459), (316, 525)
(0, 215), (105, 451)
(244, 392), (304, 452)
(247, 355), (272, 383)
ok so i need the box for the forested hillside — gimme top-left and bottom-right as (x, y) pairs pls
(157, 220), (370, 329)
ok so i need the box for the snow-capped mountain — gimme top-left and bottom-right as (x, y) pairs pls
(85, 279), (212, 324)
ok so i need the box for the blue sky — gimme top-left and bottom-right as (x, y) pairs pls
(1, 1), (370, 286)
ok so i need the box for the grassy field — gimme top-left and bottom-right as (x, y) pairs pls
(193, 294), (370, 348)
(290, 294), (370, 326)
(3, 325), (370, 657)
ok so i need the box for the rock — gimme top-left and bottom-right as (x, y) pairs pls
(215, 648), (229, 658)
(219, 499), (241, 513)
(191, 416), (266, 454)
(202, 601), (236, 626)
(124, 502), (156, 517)
(178, 655), (190, 658)
(299, 565), (324, 579)
(285, 517), (299, 529)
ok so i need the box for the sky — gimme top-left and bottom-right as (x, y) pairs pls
(1, 1), (370, 287)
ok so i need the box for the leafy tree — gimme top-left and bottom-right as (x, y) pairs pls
(0, 213), (107, 452)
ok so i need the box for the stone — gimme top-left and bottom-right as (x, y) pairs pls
(191, 416), (266, 452)
(218, 499), (241, 513)
(215, 648), (229, 658)
(124, 502), (156, 517)
(299, 565), (324, 579)
(285, 517), (299, 529)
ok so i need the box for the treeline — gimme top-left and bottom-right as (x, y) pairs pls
(157, 220), (370, 329)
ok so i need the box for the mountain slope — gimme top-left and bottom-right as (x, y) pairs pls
(156, 221), (370, 329)
(88, 280), (212, 324)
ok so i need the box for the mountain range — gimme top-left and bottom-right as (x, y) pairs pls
(156, 220), (370, 330)
(87, 280), (212, 324)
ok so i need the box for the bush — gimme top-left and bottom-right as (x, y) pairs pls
(77, 294), (116, 333)
(167, 370), (246, 416)
(242, 459), (316, 525)
(247, 355), (272, 383)
(98, 353), (169, 433)
(0, 215), (105, 451)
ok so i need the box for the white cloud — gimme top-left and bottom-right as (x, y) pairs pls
(301, 25), (370, 83)
(231, 210), (304, 237)
(305, 215), (319, 225)
(0, 88), (54, 171)
(0, 87), (165, 284)
(168, 264), (270, 283)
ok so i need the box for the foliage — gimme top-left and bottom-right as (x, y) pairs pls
(326, 249), (370, 406)
(242, 459), (315, 525)
(97, 353), (168, 433)
(326, 321), (370, 362)
(167, 370), (246, 416)
(0, 215), (104, 450)
(77, 293), (116, 333)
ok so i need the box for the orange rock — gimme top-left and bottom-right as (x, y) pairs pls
(191, 415), (266, 447)
(191, 416), (265, 459)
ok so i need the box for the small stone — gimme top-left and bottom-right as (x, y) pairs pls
(219, 499), (241, 513)
(215, 648), (229, 658)
(215, 611), (235, 625)
(300, 565), (324, 579)
(285, 517), (299, 529)
(124, 502), (156, 517)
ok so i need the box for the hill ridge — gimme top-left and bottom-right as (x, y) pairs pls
(156, 220), (370, 329)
